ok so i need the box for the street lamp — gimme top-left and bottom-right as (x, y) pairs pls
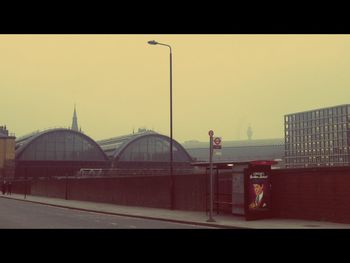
(148, 40), (174, 210)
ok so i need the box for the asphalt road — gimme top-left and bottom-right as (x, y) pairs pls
(0, 198), (214, 229)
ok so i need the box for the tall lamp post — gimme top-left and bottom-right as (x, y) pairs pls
(148, 40), (174, 210)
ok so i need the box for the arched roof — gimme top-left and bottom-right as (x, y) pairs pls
(97, 131), (193, 162)
(15, 128), (108, 161)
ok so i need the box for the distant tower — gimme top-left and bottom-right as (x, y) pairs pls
(247, 124), (253, 140)
(71, 105), (79, 132)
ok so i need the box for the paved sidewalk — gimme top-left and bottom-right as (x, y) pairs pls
(1, 193), (350, 229)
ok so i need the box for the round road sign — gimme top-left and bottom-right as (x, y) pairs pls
(208, 130), (214, 136)
(214, 137), (221, 145)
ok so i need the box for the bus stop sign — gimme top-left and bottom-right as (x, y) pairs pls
(213, 137), (222, 149)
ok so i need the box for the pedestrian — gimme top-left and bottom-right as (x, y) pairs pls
(7, 181), (12, 195)
(2, 181), (6, 195)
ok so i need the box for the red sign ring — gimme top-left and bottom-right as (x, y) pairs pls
(214, 138), (221, 144)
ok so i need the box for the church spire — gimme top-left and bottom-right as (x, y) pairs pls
(71, 104), (79, 131)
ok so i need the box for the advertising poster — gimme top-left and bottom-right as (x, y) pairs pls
(245, 166), (272, 220)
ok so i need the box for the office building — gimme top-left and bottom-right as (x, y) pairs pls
(284, 104), (350, 168)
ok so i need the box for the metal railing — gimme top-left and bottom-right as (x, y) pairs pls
(73, 168), (194, 178)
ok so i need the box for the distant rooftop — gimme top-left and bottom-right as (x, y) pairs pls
(97, 129), (157, 145)
(0, 125), (15, 138)
(182, 138), (284, 149)
(285, 104), (350, 116)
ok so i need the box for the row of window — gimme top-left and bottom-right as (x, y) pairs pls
(285, 140), (349, 149)
(287, 147), (348, 153)
(286, 140), (348, 147)
(286, 148), (348, 154)
(286, 155), (350, 163)
(286, 133), (349, 142)
(285, 127), (350, 136)
(286, 163), (350, 168)
(285, 106), (350, 122)
(286, 123), (349, 133)
(285, 116), (348, 126)
(286, 149), (349, 156)
(287, 139), (348, 145)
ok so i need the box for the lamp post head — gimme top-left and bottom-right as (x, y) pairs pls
(148, 40), (158, 45)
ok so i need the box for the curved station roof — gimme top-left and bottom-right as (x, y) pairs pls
(15, 128), (108, 162)
(97, 130), (193, 163)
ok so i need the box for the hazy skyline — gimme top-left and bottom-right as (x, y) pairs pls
(1, 34), (350, 143)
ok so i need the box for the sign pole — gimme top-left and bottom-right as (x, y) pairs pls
(207, 130), (215, 222)
(24, 168), (27, 199)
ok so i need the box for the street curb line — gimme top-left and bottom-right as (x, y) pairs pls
(0, 196), (248, 229)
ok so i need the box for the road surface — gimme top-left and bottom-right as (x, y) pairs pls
(0, 198), (215, 229)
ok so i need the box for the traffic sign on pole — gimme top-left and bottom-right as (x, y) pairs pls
(213, 137), (222, 149)
(207, 130), (215, 222)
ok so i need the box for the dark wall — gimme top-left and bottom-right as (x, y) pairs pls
(12, 166), (350, 224)
(30, 176), (172, 209)
(271, 166), (350, 224)
(15, 173), (208, 211)
(174, 173), (207, 211)
(11, 180), (28, 195)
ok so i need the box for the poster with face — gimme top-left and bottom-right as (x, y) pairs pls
(246, 168), (271, 216)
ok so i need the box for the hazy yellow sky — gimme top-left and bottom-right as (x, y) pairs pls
(1, 34), (350, 143)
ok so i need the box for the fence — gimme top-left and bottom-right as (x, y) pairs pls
(271, 166), (350, 223)
(9, 165), (350, 224)
(11, 172), (208, 211)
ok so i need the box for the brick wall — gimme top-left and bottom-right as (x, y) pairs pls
(271, 166), (350, 224)
(12, 166), (350, 224)
(174, 173), (207, 211)
(14, 173), (208, 211)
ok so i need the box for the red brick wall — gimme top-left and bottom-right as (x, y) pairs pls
(15, 167), (350, 224)
(15, 174), (208, 211)
(11, 180), (28, 195)
(30, 175), (172, 209)
(174, 173), (207, 211)
(271, 167), (350, 224)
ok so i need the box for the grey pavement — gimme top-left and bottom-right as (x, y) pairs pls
(1, 193), (350, 229)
